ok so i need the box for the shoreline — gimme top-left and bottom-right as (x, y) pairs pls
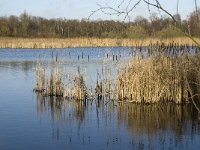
(0, 37), (199, 49)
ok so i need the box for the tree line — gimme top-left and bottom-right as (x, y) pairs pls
(0, 10), (199, 38)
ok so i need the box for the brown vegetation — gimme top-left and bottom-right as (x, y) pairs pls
(34, 43), (200, 104)
(117, 44), (200, 103)
(0, 37), (200, 48)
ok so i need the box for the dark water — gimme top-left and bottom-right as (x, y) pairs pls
(0, 48), (200, 150)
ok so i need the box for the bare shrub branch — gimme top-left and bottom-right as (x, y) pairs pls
(90, 0), (200, 47)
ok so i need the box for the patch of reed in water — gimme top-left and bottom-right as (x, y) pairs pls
(117, 44), (200, 103)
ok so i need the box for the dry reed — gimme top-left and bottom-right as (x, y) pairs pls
(34, 43), (200, 104)
(117, 44), (200, 103)
(0, 37), (199, 48)
(34, 64), (88, 101)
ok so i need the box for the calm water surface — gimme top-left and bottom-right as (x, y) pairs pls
(0, 48), (200, 150)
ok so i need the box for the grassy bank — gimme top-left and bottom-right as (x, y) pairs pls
(0, 37), (200, 48)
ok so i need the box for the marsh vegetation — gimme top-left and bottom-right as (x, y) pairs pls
(0, 46), (200, 150)
(1, 0), (200, 149)
(33, 42), (200, 105)
(118, 44), (200, 103)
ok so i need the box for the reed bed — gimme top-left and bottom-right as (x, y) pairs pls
(34, 64), (88, 101)
(34, 42), (200, 104)
(117, 44), (200, 103)
(0, 37), (199, 48)
(35, 63), (45, 93)
(34, 59), (116, 105)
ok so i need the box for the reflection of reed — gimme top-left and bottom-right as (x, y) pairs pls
(74, 101), (87, 126)
(36, 93), (88, 125)
(117, 103), (200, 138)
(36, 91), (200, 148)
(36, 93), (45, 116)
(36, 94), (63, 123)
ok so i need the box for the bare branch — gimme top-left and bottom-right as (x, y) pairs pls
(118, 0), (125, 8)
(143, 0), (176, 21)
(143, 0), (200, 47)
(89, 0), (142, 21)
(89, 0), (200, 47)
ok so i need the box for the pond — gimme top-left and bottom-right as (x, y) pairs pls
(0, 47), (199, 150)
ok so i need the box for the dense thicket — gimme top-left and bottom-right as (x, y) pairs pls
(0, 10), (199, 38)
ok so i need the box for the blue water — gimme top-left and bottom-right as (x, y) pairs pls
(0, 48), (199, 150)
(0, 47), (132, 61)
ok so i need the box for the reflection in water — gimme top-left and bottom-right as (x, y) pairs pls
(36, 93), (88, 127)
(1, 48), (200, 149)
(36, 93), (200, 149)
(0, 61), (36, 75)
(119, 102), (200, 149)
(118, 103), (200, 136)
(119, 103), (199, 138)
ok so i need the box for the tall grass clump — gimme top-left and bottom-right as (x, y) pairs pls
(34, 64), (88, 101)
(117, 44), (200, 103)
(45, 67), (63, 97)
(72, 67), (88, 101)
(34, 64), (63, 96)
(35, 63), (45, 93)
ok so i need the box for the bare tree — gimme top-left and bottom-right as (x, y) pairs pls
(90, 0), (200, 47)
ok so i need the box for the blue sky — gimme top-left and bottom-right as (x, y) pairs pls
(0, 0), (198, 20)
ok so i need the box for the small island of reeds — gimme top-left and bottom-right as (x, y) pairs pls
(33, 42), (200, 105)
